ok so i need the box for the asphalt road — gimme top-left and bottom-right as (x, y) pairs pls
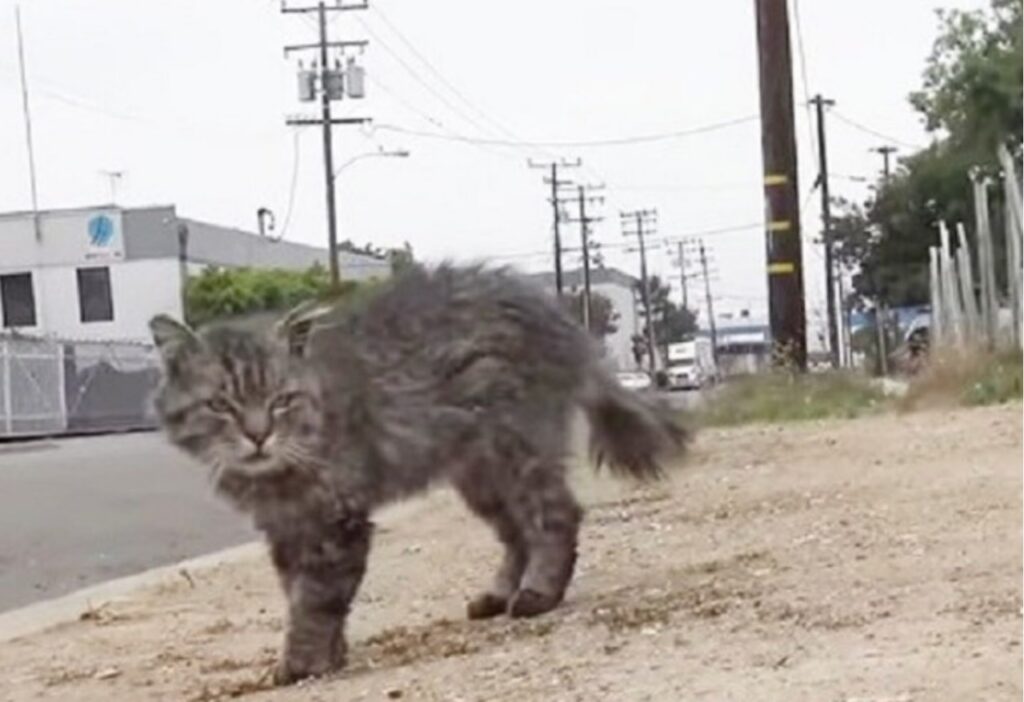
(0, 432), (254, 613)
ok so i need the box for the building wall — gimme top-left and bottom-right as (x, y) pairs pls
(179, 218), (391, 281)
(1, 259), (183, 342)
(0, 205), (390, 342)
(592, 281), (638, 371)
(0, 206), (127, 267)
(527, 268), (641, 372)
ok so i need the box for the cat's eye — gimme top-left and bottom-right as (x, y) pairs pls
(207, 397), (233, 414)
(270, 392), (300, 413)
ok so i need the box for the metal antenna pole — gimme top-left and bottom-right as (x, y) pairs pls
(16, 5), (41, 241)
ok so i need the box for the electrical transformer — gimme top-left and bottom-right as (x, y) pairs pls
(297, 69), (317, 102)
(346, 56), (366, 99)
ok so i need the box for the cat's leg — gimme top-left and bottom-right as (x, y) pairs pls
(267, 514), (373, 685)
(453, 476), (528, 620)
(507, 462), (583, 618)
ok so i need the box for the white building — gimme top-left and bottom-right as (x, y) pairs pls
(0, 204), (390, 342)
(528, 267), (640, 371)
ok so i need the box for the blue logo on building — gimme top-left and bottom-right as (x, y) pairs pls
(87, 214), (115, 247)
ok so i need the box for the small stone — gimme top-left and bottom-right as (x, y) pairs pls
(386, 688), (404, 699)
(95, 667), (121, 680)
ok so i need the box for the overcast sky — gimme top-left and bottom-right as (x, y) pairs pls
(0, 0), (984, 344)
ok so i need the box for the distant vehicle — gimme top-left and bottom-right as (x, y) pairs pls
(665, 338), (717, 390)
(616, 370), (653, 392)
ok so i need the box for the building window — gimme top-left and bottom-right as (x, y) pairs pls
(77, 267), (114, 323)
(0, 273), (37, 328)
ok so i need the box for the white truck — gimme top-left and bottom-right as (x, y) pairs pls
(665, 338), (717, 390)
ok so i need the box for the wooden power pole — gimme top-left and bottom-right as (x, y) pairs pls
(810, 94), (840, 368)
(754, 0), (807, 369)
(529, 159), (580, 297)
(622, 209), (659, 376)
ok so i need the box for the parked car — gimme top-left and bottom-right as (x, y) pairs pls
(615, 370), (653, 391)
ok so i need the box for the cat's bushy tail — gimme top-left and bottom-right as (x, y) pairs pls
(581, 368), (691, 480)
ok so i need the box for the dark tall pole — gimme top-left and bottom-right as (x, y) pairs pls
(636, 213), (656, 375)
(811, 94), (839, 368)
(578, 185), (592, 331)
(529, 159), (579, 297)
(755, 0), (807, 369)
(699, 240), (719, 364)
(873, 145), (897, 180)
(553, 165), (564, 295)
(317, 1), (341, 286)
(871, 145), (897, 375)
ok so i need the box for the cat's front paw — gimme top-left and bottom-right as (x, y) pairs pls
(508, 588), (562, 618)
(466, 592), (508, 620)
(273, 649), (343, 686)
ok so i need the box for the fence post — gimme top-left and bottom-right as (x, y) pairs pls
(997, 143), (1023, 348)
(1, 342), (10, 436)
(955, 222), (980, 344)
(929, 246), (944, 348)
(971, 173), (999, 348)
(938, 222), (965, 346)
(55, 342), (68, 432)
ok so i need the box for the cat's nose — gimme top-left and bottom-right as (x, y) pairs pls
(241, 411), (272, 454)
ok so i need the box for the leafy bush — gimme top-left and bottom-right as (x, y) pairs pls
(185, 264), (359, 327)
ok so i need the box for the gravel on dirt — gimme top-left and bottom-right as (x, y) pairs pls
(1, 404), (1020, 701)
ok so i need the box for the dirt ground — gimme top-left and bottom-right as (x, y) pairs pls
(1, 404), (1021, 702)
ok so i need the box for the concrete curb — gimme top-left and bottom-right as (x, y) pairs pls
(0, 541), (263, 644)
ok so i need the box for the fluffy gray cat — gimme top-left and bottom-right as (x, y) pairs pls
(149, 263), (688, 684)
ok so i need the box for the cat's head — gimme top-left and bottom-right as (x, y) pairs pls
(149, 315), (323, 480)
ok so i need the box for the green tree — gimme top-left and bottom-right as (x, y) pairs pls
(635, 275), (698, 354)
(564, 290), (619, 338)
(837, 0), (1021, 309)
(910, 0), (1022, 156)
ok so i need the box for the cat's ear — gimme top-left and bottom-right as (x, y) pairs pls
(273, 299), (332, 356)
(149, 314), (200, 363)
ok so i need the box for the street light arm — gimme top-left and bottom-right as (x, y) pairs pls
(333, 148), (409, 179)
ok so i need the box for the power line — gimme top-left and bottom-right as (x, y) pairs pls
(277, 127), (305, 240)
(372, 113), (760, 149)
(354, 14), (515, 147)
(367, 3), (526, 145)
(831, 110), (924, 151)
(790, 0), (819, 168)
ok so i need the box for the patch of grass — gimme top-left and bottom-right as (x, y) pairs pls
(902, 349), (1023, 410)
(697, 371), (887, 427)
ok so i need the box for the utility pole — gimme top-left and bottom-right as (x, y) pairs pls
(622, 209), (658, 376)
(571, 184), (605, 331)
(699, 240), (719, 364)
(810, 94), (840, 368)
(872, 145), (898, 180)
(754, 0), (807, 369)
(871, 145), (898, 375)
(283, 1), (370, 287)
(529, 159), (580, 297)
(676, 241), (689, 311)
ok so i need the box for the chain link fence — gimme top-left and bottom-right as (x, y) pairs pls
(0, 337), (160, 439)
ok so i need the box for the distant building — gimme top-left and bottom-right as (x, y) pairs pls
(696, 307), (772, 376)
(527, 267), (640, 371)
(0, 204), (390, 342)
